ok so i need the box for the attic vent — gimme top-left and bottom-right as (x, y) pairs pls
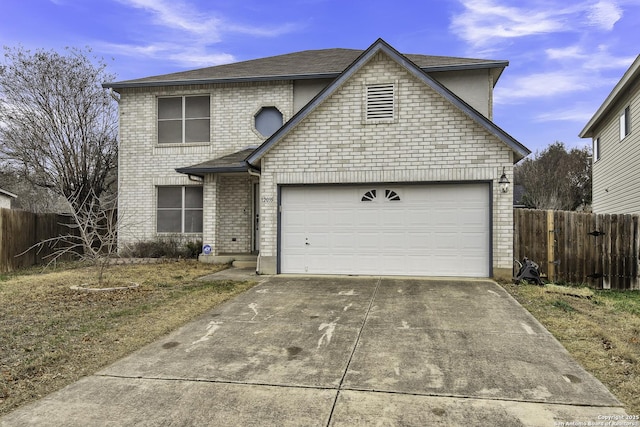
(366, 84), (395, 121)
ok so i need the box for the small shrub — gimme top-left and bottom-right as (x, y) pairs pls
(121, 237), (202, 259)
(184, 240), (203, 258)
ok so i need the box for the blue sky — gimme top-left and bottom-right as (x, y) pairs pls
(2, 0), (639, 155)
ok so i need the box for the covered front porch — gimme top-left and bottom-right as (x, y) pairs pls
(176, 148), (260, 267)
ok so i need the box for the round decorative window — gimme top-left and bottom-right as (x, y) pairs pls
(254, 107), (283, 138)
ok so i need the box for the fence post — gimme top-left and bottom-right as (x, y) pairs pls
(547, 210), (555, 283)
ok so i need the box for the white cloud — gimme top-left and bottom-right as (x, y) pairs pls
(117, 0), (297, 39)
(116, 0), (222, 41)
(451, 0), (623, 47)
(534, 107), (597, 122)
(587, 1), (623, 30)
(451, 0), (571, 46)
(545, 46), (585, 60)
(108, 0), (298, 68)
(495, 70), (594, 103)
(542, 44), (635, 75)
(98, 42), (236, 68)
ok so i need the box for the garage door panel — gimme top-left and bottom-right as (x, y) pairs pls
(356, 232), (381, 251)
(406, 231), (434, 250)
(280, 184), (489, 277)
(332, 209), (356, 227)
(358, 210), (380, 226)
(381, 232), (408, 251)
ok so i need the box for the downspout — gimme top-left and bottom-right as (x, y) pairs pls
(109, 88), (120, 103)
(247, 165), (261, 274)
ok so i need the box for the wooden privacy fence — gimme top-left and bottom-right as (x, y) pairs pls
(0, 208), (76, 273)
(514, 209), (640, 290)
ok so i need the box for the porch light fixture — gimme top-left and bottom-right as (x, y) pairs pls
(499, 167), (510, 193)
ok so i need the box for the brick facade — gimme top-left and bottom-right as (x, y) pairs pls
(117, 82), (291, 248)
(258, 52), (514, 276)
(116, 46), (520, 279)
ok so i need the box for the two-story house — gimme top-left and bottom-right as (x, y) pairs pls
(580, 54), (640, 214)
(104, 39), (530, 279)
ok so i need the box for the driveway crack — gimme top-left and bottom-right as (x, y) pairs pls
(326, 276), (382, 426)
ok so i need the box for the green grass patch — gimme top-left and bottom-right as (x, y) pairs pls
(597, 290), (640, 316)
(550, 299), (575, 312)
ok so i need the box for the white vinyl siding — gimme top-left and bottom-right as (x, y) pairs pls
(592, 94), (640, 214)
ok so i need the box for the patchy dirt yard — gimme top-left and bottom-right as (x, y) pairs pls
(0, 261), (256, 416)
(502, 282), (640, 415)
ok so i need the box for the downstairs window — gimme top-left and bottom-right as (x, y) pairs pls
(157, 186), (203, 233)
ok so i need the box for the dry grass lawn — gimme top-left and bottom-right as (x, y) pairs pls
(0, 260), (257, 417)
(502, 282), (640, 415)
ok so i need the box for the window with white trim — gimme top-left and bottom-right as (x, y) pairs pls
(158, 95), (210, 144)
(620, 105), (631, 140)
(593, 137), (600, 162)
(157, 186), (203, 233)
(366, 83), (395, 121)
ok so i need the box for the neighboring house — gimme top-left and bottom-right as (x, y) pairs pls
(580, 54), (640, 214)
(0, 188), (17, 209)
(104, 39), (530, 279)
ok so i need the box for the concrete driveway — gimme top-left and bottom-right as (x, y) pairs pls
(1, 275), (626, 426)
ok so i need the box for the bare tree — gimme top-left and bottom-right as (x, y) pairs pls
(515, 142), (592, 211)
(29, 189), (119, 284)
(0, 168), (67, 212)
(0, 46), (118, 206)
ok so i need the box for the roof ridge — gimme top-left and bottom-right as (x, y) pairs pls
(104, 44), (507, 89)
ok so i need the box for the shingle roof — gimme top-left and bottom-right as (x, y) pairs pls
(105, 48), (508, 89)
(175, 148), (256, 176)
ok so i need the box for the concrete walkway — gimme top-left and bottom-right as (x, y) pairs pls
(1, 275), (626, 426)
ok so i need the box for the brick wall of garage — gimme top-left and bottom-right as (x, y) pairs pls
(258, 51), (514, 275)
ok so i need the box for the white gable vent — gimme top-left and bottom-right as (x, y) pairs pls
(366, 83), (395, 121)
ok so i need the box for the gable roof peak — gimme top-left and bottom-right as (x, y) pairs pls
(246, 38), (529, 165)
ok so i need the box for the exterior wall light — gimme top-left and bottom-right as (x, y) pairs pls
(499, 167), (510, 193)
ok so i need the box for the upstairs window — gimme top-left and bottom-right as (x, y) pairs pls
(593, 137), (600, 162)
(158, 95), (210, 144)
(254, 107), (283, 138)
(366, 83), (395, 121)
(157, 186), (203, 233)
(619, 105), (631, 140)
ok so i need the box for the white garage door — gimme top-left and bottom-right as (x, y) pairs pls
(280, 184), (490, 277)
